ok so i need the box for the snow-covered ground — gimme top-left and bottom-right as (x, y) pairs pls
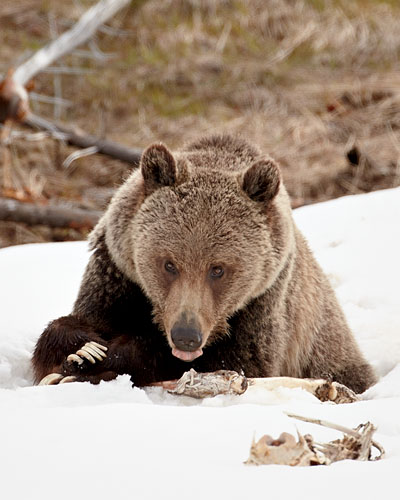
(1, 188), (399, 500)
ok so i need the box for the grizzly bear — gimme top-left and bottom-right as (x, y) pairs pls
(32, 135), (376, 393)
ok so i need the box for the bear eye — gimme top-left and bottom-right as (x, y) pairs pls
(165, 261), (178, 274)
(210, 266), (224, 278)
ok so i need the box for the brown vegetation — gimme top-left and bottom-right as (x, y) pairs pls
(0, 0), (399, 247)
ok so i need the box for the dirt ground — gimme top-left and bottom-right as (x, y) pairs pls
(0, 0), (399, 247)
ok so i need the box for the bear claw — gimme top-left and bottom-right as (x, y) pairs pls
(67, 341), (108, 365)
(59, 376), (77, 384)
(83, 343), (105, 360)
(38, 373), (64, 385)
(39, 373), (77, 385)
(76, 349), (96, 364)
(66, 353), (84, 365)
(90, 342), (108, 352)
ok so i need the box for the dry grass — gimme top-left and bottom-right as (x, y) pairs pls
(0, 0), (400, 246)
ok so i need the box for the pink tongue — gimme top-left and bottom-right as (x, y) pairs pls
(172, 348), (203, 362)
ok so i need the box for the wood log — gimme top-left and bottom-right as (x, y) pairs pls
(0, 197), (102, 229)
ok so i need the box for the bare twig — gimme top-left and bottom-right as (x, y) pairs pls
(1, 128), (49, 142)
(41, 67), (93, 75)
(48, 12), (63, 121)
(1, 123), (12, 189)
(29, 92), (72, 108)
(88, 39), (116, 61)
(215, 22), (232, 54)
(63, 146), (100, 169)
(264, 23), (316, 68)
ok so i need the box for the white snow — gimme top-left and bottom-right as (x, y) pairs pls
(1, 188), (399, 500)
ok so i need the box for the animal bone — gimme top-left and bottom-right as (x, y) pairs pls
(246, 414), (384, 466)
(245, 430), (327, 466)
(150, 369), (359, 404)
(154, 369), (248, 398)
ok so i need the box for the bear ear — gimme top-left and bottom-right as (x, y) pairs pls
(241, 156), (281, 203)
(140, 143), (177, 194)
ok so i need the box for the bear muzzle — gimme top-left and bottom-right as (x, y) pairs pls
(171, 317), (203, 362)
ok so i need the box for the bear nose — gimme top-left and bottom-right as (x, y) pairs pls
(171, 323), (202, 352)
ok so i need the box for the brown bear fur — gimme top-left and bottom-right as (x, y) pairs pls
(32, 134), (376, 393)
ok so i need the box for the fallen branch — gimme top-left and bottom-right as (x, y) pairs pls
(24, 113), (142, 166)
(0, 197), (101, 229)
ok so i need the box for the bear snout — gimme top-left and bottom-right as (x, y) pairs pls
(171, 324), (202, 351)
(170, 316), (203, 362)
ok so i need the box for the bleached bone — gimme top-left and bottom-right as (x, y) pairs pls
(245, 430), (326, 466)
(245, 418), (384, 467)
(287, 413), (385, 462)
(248, 377), (359, 404)
(151, 369), (359, 404)
(155, 369), (248, 398)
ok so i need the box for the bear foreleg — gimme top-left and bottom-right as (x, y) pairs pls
(33, 315), (138, 385)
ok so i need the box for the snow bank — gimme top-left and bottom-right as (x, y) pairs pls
(1, 188), (399, 500)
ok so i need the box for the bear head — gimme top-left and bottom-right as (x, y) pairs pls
(95, 138), (295, 362)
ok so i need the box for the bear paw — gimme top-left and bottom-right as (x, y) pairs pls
(38, 342), (108, 385)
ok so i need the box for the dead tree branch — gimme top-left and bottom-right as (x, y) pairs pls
(12, 0), (130, 87)
(24, 113), (142, 166)
(0, 198), (101, 229)
(1, 0), (130, 127)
